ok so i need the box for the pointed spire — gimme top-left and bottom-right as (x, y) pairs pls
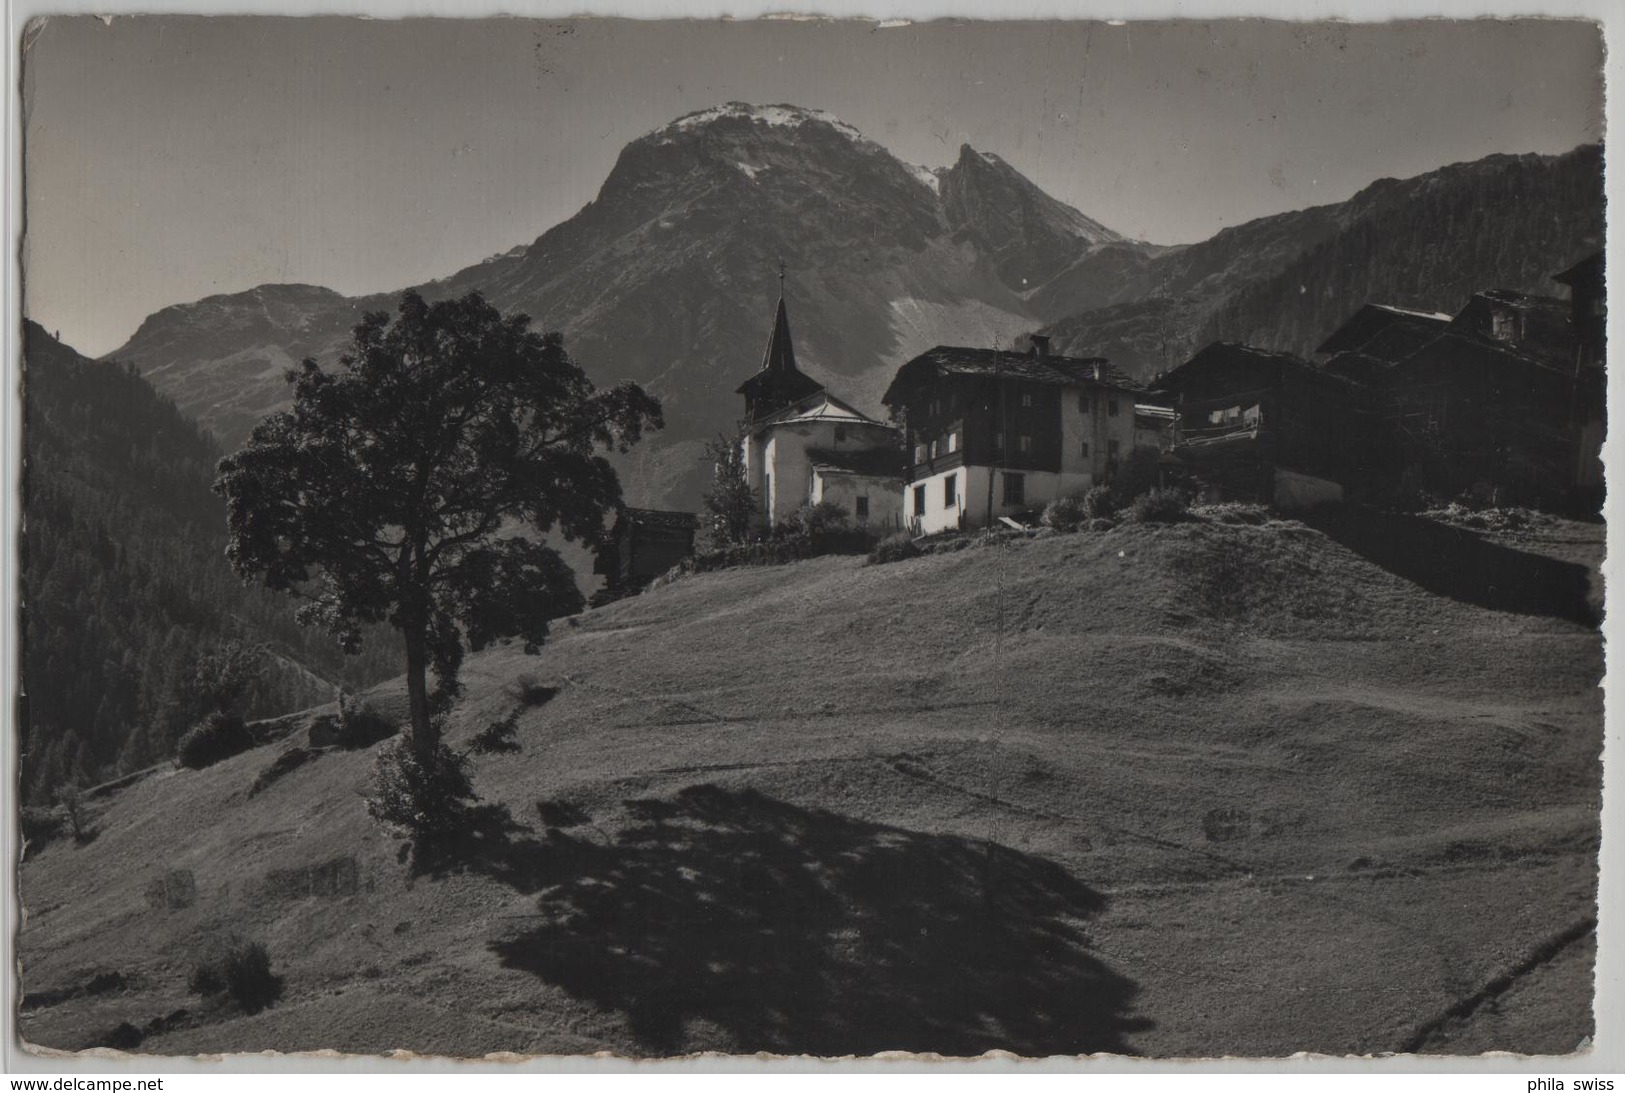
(760, 294), (798, 374)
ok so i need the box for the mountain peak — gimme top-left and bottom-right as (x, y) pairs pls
(656, 102), (866, 143)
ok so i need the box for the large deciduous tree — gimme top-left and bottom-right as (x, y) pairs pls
(215, 291), (662, 762)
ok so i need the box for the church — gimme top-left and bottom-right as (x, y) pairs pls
(735, 286), (905, 532)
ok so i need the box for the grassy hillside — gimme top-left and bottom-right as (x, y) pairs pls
(17, 514), (1602, 1058)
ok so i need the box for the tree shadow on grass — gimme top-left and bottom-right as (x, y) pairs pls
(1305, 506), (1598, 626)
(488, 784), (1149, 1057)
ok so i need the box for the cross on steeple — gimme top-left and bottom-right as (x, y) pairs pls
(778, 258), (787, 295)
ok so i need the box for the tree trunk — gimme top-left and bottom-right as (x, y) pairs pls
(403, 624), (435, 761)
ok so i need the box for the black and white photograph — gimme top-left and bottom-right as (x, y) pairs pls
(11, 11), (1611, 1062)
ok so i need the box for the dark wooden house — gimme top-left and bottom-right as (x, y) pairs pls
(1316, 283), (1602, 506)
(593, 508), (699, 599)
(1155, 342), (1375, 508)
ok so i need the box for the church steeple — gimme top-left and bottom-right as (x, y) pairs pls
(735, 262), (824, 423)
(760, 294), (798, 375)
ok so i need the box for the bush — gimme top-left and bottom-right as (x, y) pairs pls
(176, 712), (254, 770)
(1042, 496), (1087, 532)
(1128, 487), (1191, 523)
(1193, 502), (1272, 526)
(363, 738), (477, 839)
(1111, 446), (1163, 506)
(868, 532), (921, 565)
(336, 693), (397, 749)
(1081, 485), (1116, 519)
(782, 499), (850, 537)
(468, 710), (521, 755)
(20, 806), (63, 851)
(190, 937), (282, 1014)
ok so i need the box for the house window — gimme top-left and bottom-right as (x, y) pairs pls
(913, 485), (926, 517)
(947, 431), (959, 454)
(1080, 441), (1090, 458)
(914, 443), (927, 464)
(1108, 399), (1120, 417)
(1003, 472), (1025, 506)
(929, 439), (940, 459)
(1021, 392), (1034, 408)
(1079, 394), (1092, 413)
(1107, 439), (1121, 460)
(834, 425), (848, 443)
(1019, 435), (1033, 453)
(944, 474), (957, 507)
(855, 496), (870, 521)
(993, 431), (1004, 451)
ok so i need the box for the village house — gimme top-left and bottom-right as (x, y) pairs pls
(736, 290), (905, 531)
(1314, 261), (1604, 506)
(1155, 341), (1373, 509)
(881, 336), (1145, 534)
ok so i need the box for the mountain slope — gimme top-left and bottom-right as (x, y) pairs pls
(19, 323), (400, 800)
(18, 515), (1602, 1056)
(1041, 145), (1604, 374)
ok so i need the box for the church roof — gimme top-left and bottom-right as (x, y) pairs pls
(750, 390), (890, 430)
(736, 296), (820, 398)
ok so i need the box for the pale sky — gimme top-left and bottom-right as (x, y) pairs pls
(22, 16), (1605, 357)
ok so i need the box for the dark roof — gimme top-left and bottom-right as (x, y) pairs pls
(882, 345), (1142, 406)
(1154, 341), (1357, 396)
(1472, 289), (1570, 314)
(806, 447), (906, 479)
(1315, 303), (1451, 357)
(1553, 250), (1603, 287)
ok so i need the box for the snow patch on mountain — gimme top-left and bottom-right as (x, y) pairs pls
(659, 102), (866, 142)
(904, 162), (941, 196)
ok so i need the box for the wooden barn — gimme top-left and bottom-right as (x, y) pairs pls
(1315, 272), (1603, 507)
(593, 508), (700, 600)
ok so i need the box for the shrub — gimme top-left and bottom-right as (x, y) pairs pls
(1128, 487), (1191, 523)
(55, 785), (91, 843)
(335, 693), (397, 749)
(20, 806), (63, 851)
(468, 711), (521, 755)
(1193, 502), (1272, 526)
(1081, 485), (1116, 519)
(190, 938), (282, 1014)
(868, 532), (921, 565)
(1111, 446), (1163, 506)
(175, 712), (254, 770)
(1042, 495), (1087, 532)
(364, 738), (477, 839)
(783, 499), (850, 537)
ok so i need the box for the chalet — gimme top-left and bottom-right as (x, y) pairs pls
(881, 336), (1144, 533)
(592, 508), (699, 600)
(1316, 303), (1452, 381)
(1314, 274), (1603, 505)
(736, 290), (905, 530)
(1155, 342), (1373, 509)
